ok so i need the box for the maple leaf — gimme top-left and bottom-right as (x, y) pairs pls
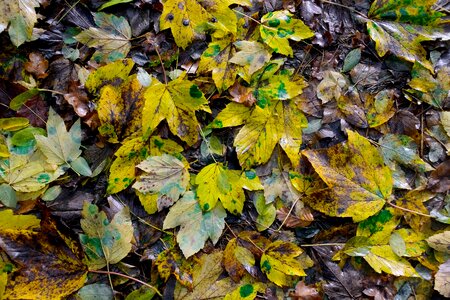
(435, 259), (450, 298)
(0, 214), (87, 299)
(160, 0), (210, 49)
(133, 154), (190, 211)
(163, 191), (226, 257)
(223, 238), (258, 281)
(303, 130), (392, 222)
(229, 41), (272, 76)
(75, 12), (131, 62)
(259, 10), (314, 57)
(262, 169), (300, 205)
(142, 73), (209, 146)
(173, 251), (242, 299)
(196, 163), (262, 214)
(0, 0), (41, 46)
(366, 0), (450, 72)
(211, 75), (308, 167)
(107, 136), (183, 196)
(365, 89), (396, 128)
(198, 34), (241, 92)
(155, 247), (193, 288)
(79, 201), (134, 270)
(35, 108), (91, 176)
(260, 240), (307, 286)
(406, 62), (450, 108)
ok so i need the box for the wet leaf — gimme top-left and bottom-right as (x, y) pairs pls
(79, 201), (133, 270)
(76, 283), (114, 300)
(365, 89), (396, 128)
(364, 245), (419, 277)
(75, 12), (131, 62)
(35, 108), (91, 176)
(224, 283), (264, 299)
(223, 238), (257, 282)
(260, 240), (307, 286)
(0, 216), (87, 299)
(142, 73), (209, 146)
(342, 48), (361, 73)
(290, 281), (321, 300)
(133, 154), (189, 211)
(303, 130), (392, 221)
(262, 169), (300, 205)
(253, 192), (276, 231)
(0, 209), (40, 230)
(0, 117), (29, 131)
(196, 163), (262, 214)
(163, 192), (226, 257)
(260, 10), (314, 56)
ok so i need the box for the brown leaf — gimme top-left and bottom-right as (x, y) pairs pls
(427, 160), (450, 193)
(24, 52), (48, 79)
(290, 281), (321, 300)
(16, 95), (48, 128)
(228, 82), (256, 107)
(63, 80), (90, 117)
(276, 206), (314, 228)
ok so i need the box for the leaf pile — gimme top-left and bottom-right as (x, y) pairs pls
(0, 0), (449, 298)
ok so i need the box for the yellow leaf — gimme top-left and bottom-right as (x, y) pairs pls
(85, 59), (134, 94)
(79, 201), (133, 270)
(196, 163), (262, 214)
(303, 130), (392, 221)
(142, 74), (209, 145)
(229, 41), (271, 76)
(427, 231), (450, 254)
(0, 209), (40, 231)
(160, 0), (210, 49)
(260, 240), (306, 286)
(224, 283), (264, 300)
(0, 117), (29, 131)
(0, 217), (87, 299)
(364, 245), (419, 277)
(260, 10), (314, 57)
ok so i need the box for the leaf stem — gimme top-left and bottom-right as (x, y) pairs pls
(300, 243), (345, 247)
(387, 201), (432, 217)
(277, 197), (300, 231)
(153, 45), (168, 84)
(88, 269), (162, 296)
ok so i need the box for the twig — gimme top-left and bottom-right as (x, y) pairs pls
(89, 269), (162, 297)
(387, 201), (432, 218)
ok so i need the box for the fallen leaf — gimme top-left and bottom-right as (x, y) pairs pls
(224, 283), (264, 299)
(427, 160), (450, 193)
(75, 12), (132, 62)
(290, 281), (321, 300)
(229, 41), (271, 76)
(155, 246), (193, 288)
(24, 52), (48, 79)
(0, 215), (87, 299)
(163, 192), (226, 257)
(223, 238), (257, 282)
(426, 231), (450, 254)
(260, 10), (314, 56)
(303, 130), (392, 221)
(133, 154), (190, 211)
(435, 259), (450, 298)
(79, 201), (134, 270)
(196, 163), (262, 214)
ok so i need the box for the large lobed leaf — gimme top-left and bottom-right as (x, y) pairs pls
(303, 130), (393, 222)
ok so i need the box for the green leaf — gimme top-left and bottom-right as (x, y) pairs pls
(0, 118), (29, 132)
(9, 88), (39, 111)
(196, 162), (262, 214)
(76, 283), (113, 300)
(0, 183), (17, 207)
(99, 0), (133, 11)
(142, 73), (209, 145)
(0, 0), (41, 46)
(253, 192), (276, 231)
(35, 108), (91, 176)
(367, 0), (449, 72)
(260, 240), (307, 286)
(75, 12), (131, 62)
(259, 10), (314, 56)
(406, 62), (450, 108)
(163, 192), (226, 257)
(70, 157), (92, 177)
(303, 130), (392, 222)
(79, 201), (133, 270)
(342, 48), (361, 72)
(133, 154), (190, 211)
(224, 283), (264, 300)
(160, 0), (210, 49)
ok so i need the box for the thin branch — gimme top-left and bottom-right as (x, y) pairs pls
(387, 201), (432, 218)
(89, 269), (162, 297)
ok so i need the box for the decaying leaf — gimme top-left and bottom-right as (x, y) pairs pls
(224, 283), (264, 299)
(260, 240), (308, 286)
(303, 130), (392, 221)
(435, 259), (450, 298)
(427, 231), (450, 254)
(229, 41), (271, 76)
(0, 215), (87, 299)
(155, 246), (193, 288)
(163, 192), (226, 257)
(196, 163), (262, 214)
(223, 238), (258, 282)
(133, 154), (189, 211)
(75, 12), (132, 62)
(290, 281), (321, 300)
(0, 0), (41, 46)
(79, 201), (133, 270)
(367, 0), (450, 71)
